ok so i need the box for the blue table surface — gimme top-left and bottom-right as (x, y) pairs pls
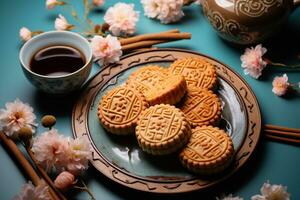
(1, 1), (300, 199)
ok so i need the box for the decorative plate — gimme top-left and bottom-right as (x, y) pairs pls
(72, 48), (261, 193)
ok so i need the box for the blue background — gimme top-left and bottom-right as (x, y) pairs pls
(0, 0), (300, 199)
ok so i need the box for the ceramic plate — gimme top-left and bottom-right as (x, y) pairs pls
(72, 49), (261, 193)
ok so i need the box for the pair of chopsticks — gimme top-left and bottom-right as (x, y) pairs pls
(119, 29), (191, 51)
(0, 132), (66, 200)
(264, 124), (300, 145)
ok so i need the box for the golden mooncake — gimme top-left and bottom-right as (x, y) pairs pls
(136, 104), (191, 155)
(98, 85), (149, 135)
(169, 57), (217, 90)
(179, 126), (234, 175)
(177, 87), (221, 127)
(126, 65), (187, 106)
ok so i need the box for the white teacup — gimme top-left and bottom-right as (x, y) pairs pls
(19, 31), (92, 94)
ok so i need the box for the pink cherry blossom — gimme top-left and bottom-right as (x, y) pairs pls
(92, 0), (105, 7)
(90, 34), (122, 65)
(141, 0), (184, 24)
(19, 27), (32, 42)
(54, 14), (73, 31)
(46, 0), (60, 9)
(65, 136), (92, 175)
(251, 181), (290, 200)
(240, 44), (267, 79)
(0, 99), (36, 137)
(272, 74), (290, 96)
(54, 171), (76, 190)
(217, 194), (244, 200)
(12, 181), (51, 200)
(104, 2), (139, 36)
(31, 129), (70, 172)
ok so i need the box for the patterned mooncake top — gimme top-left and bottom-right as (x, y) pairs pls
(136, 104), (187, 143)
(169, 57), (217, 90)
(181, 126), (233, 164)
(98, 86), (148, 126)
(178, 87), (221, 127)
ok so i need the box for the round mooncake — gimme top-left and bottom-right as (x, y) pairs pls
(98, 85), (149, 135)
(178, 87), (221, 127)
(179, 126), (234, 175)
(126, 65), (187, 106)
(136, 104), (191, 155)
(169, 57), (217, 90)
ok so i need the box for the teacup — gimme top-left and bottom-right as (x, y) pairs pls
(19, 31), (92, 94)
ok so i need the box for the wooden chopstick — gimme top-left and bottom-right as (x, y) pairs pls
(265, 124), (300, 133)
(122, 39), (176, 51)
(264, 129), (300, 139)
(263, 124), (300, 145)
(264, 133), (300, 145)
(0, 132), (60, 200)
(120, 32), (191, 46)
(26, 147), (67, 200)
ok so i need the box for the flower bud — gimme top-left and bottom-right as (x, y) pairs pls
(18, 126), (33, 146)
(41, 115), (56, 128)
(54, 171), (76, 190)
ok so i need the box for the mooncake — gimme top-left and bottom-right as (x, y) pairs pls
(169, 57), (217, 90)
(177, 87), (221, 127)
(126, 65), (187, 105)
(98, 85), (149, 135)
(136, 104), (191, 155)
(179, 126), (234, 175)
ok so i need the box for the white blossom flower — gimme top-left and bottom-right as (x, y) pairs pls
(54, 14), (73, 31)
(65, 136), (92, 174)
(19, 27), (32, 42)
(272, 74), (290, 96)
(141, 0), (184, 24)
(31, 128), (69, 172)
(92, 0), (105, 7)
(0, 99), (36, 137)
(251, 181), (290, 200)
(12, 181), (51, 200)
(54, 171), (76, 190)
(90, 34), (122, 65)
(104, 2), (139, 36)
(217, 194), (244, 200)
(46, 0), (63, 9)
(240, 44), (267, 79)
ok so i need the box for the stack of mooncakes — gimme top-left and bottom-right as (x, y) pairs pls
(97, 57), (234, 175)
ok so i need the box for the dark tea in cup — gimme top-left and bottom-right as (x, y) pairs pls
(30, 45), (86, 76)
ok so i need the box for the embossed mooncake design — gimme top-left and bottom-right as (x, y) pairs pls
(179, 126), (234, 175)
(98, 86), (149, 135)
(126, 65), (187, 106)
(178, 87), (221, 127)
(169, 57), (217, 90)
(136, 104), (191, 155)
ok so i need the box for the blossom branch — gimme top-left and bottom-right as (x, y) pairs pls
(241, 44), (300, 79)
(73, 178), (96, 200)
(265, 58), (300, 69)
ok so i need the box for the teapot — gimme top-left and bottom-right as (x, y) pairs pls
(202, 0), (300, 45)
